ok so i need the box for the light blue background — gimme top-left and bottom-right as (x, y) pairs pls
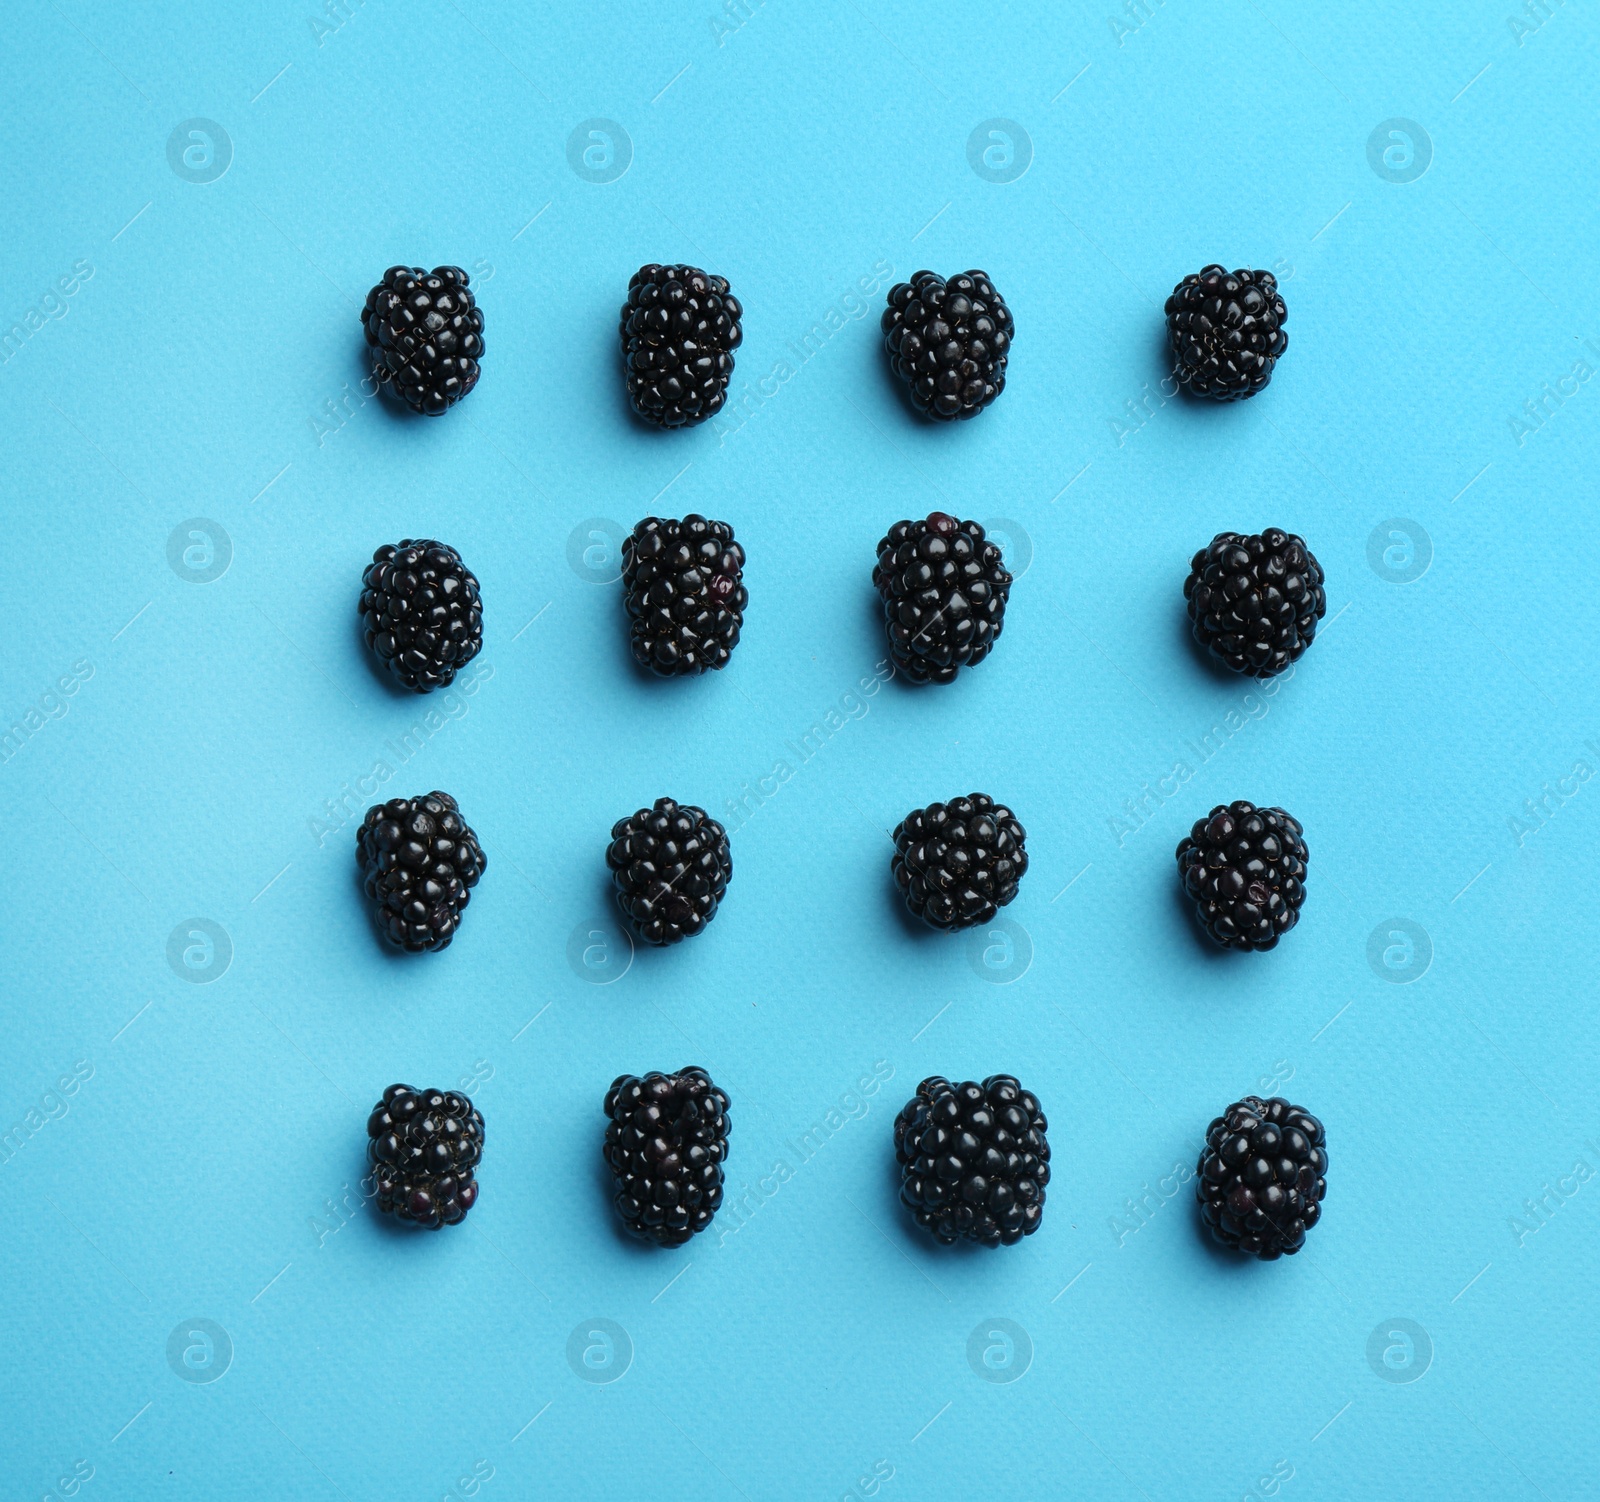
(3, 2), (1598, 1497)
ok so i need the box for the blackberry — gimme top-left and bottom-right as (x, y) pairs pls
(619, 264), (742, 428)
(1185, 529), (1325, 678)
(366, 1084), (484, 1229)
(872, 513), (1011, 684)
(603, 1067), (731, 1246)
(881, 270), (1013, 420)
(360, 539), (483, 692)
(1197, 1095), (1326, 1259)
(361, 265), (484, 415)
(892, 795), (1027, 931)
(1165, 265), (1287, 401)
(894, 1075), (1049, 1247)
(1176, 801), (1307, 951)
(606, 798), (731, 945)
(356, 792), (487, 953)
(622, 516), (747, 676)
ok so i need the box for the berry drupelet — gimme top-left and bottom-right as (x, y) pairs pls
(367, 1084), (485, 1229)
(894, 1075), (1049, 1247)
(881, 270), (1013, 420)
(1176, 801), (1307, 951)
(622, 516), (746, 676)
(603, 1067), (731, 1246)
(606, 798), (731, 945)
(1185, 529), (1325, 678)
(619, 264), (743, 428)
(1165, 265), (1287, 400)
(356, 792), (487, 953)
(360, 539), (483, 692)
(872, 512), (1012, 684)
(892, 795), (1027, 931)
(361, 265), (484, 415)
(1197, 1095), (1327, 1259)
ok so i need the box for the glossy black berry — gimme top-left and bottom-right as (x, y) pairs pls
(1185, 529), (1325, 678)
(361, 265), (483, 415)
(893, 795), (1027, 931)
(367, 1084), (484, 1229)
(603, 1067), (730, 1246)
(1176, 801), (1307, 951)
(607, 798), (731, 946)
(881, 270), (1012, 420)
(872, 513), (1011, 684)
(894, 1076), (1049, 1247)
(620, 264), (742, 428)
(356, 792), (487, 953)
(622, 516), (746, 676)
(360, 539), (483, 692)
(1197, 1096), (1326, 1259)
(1165, 265), (1287, 400)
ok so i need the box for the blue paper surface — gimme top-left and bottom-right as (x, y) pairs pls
(3, 2), (1598, 1497)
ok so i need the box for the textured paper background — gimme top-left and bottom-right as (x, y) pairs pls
(2, 2), (1597, 1497)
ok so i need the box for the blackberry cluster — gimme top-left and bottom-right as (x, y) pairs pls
(361, 265), (484, 415)
(872, 513), (1012, 684)
(1197, 1096), (1327, 1259)
(881, 270), (1013, 420)
(603, 1067), (731, 1246)
(1165, 266), (1287, 401)
(1185, 529), (1325, 678)
(894, 1076), (1049, 1247)
(1176, 801), (1307, 951)
(619, 265), (742, 428)
(356, 792), (487, 952)
(366, 1085), (485, 1229)
(360, 539), (483, 692)
(892, 795), (1027, 931)
(622, 516), (747, 676)
(606, 798), (732, 945)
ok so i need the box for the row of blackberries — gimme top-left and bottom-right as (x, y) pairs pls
(362, 520), (1326, 690)
(370, 1075), (1326, 1261)
(359, 791), (1306, 954)
(362, 262), (1287, 422)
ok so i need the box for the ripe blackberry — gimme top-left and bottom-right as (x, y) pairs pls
(1176, 801), (1307, 951)
(360, 539), (483, 692)
(892, 795), (1027, 931)
(882, 270), (1012, 421)
(361, 265), (484, 415)
(366, 1084), (484, 1229)
(619, 264), (742, 428)
(894, 1076), (1049, 1247)
(1185, 529), (1325, 678)
(606, 798), (731, 945)
(872, 513), (1011, 684)
(1197, 1096), (1326, 1259)
(356, 792), (487, 953)
(622, 516), (746, 676)
(1165, 265), (1287, 400)
(603, 1067), (731, 1246)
